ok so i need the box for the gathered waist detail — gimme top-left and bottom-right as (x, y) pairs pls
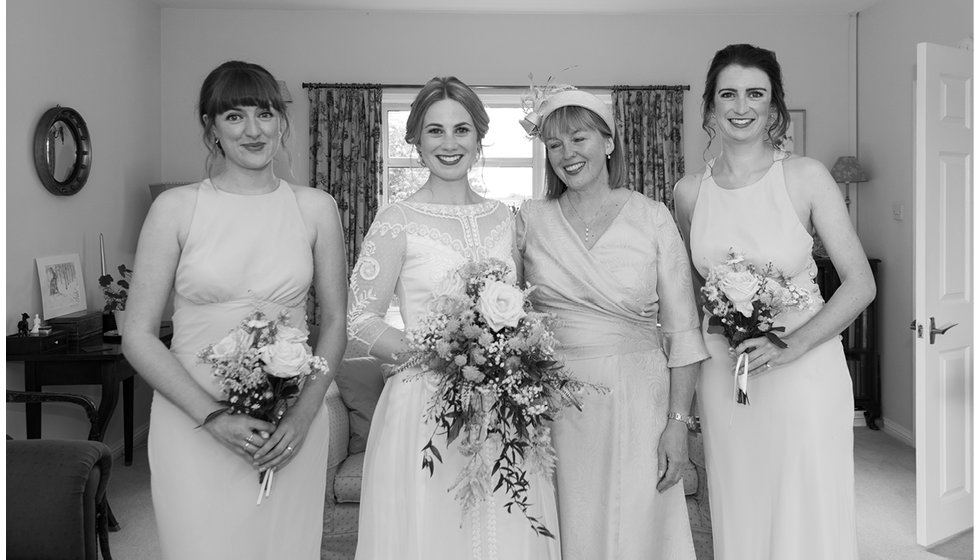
(553, 310), (662, 361)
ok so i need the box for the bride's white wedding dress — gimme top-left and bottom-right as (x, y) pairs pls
(347, 199), (561, 560)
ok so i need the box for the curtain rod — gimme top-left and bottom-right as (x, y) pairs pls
(302, 82), (689, 91)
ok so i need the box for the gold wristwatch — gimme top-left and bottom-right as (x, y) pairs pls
(667, 411), (697, 431)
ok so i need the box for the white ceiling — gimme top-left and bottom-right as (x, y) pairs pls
(152, 0), (880, 16)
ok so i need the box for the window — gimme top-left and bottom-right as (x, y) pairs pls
(382, 89), (610, 208)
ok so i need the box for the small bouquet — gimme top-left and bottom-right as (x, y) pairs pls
(198, 309), (327, 504)
(98, 264), (133, 312)
(396, 258), (600, 538)
(702, 250), (814, 404)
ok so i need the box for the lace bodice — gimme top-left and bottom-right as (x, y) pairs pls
(347, 200), (516, 356)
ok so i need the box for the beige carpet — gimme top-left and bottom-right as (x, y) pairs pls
(107, 428), (972, 559)
(853, 427), (973, 560)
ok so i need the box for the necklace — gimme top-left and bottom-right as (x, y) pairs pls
(564, 188), (613, 243)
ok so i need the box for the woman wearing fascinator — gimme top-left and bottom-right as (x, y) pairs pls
(516, 85), (709, 559)
(347, 76), (560, 560)
(674, 44), (873, 559)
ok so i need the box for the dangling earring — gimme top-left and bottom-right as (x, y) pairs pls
(416, 149), (426, 168)
(767, 110), (776, 127)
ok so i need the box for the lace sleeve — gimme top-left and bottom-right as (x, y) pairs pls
(653, 202), (709, 368)
(347, 204), (407, 358)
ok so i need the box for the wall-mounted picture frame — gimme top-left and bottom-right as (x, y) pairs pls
(36, 253), (87, 319)
(776, 109), (806, 155)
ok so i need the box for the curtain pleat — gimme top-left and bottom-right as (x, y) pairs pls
(306, 85), (383, 329)
(612, 89), (685, 211)
(308, 86), (384, 274)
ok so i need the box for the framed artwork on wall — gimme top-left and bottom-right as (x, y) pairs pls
(36, 253), (87, 319)
(776, 109), (806, 155)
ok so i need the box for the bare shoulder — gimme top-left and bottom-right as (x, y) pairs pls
(149, 182), (199, 222)
(672, 171), (704, 217)
(291, 184), (337, 210)
(782, 155), (834, 186)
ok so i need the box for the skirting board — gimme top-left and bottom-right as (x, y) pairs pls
(853, 412), (915, 448)
(880, 416), (915, 447)
(107, 423), (151, 461)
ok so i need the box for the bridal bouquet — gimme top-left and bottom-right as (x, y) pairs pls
(198, 309), (328, 503)
(397, 258), (599, 538)
(702, 250), (814, 404)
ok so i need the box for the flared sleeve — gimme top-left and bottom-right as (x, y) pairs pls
(653, 203), (710, 368)
(347, 204), (407, 357)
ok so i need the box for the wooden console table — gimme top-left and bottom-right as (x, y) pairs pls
(7, 323), (172, 465)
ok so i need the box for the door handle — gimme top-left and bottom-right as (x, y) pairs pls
(929, 317), (958, 344)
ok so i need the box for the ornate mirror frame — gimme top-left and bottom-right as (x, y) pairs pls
(33, 106), (93, 196)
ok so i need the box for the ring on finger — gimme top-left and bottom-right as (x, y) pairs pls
(286, 445), (294, 453)
(242, 440), (251, 450)
(765, 362), (772, 369)
(246, 433), (255, 445)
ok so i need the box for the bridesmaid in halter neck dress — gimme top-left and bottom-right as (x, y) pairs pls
(123, 61), (347, 559)
(674, 44), (876, 560)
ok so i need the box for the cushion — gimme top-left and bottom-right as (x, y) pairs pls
(334, 357), (384, 455)
(334, 452), (365, 503)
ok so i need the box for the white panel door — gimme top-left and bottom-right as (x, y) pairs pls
(914, 41), (973, 546)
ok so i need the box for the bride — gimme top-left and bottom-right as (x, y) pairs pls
(347, 76), (561, 560)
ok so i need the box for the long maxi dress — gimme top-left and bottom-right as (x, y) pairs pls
(689, 154), (859, 560)
(347, 200), (561, 560)
(518, 191), (709, 560)
(148, 179), (331, 560)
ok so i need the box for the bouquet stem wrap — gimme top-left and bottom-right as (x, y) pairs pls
(734, 352), (750, 405)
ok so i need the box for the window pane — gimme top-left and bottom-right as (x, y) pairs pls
(471, 167), (532, 209)
(388, 167), (428, 202)
(388, 107), (533, 161)
(387, 110), (414, 158)
(388, 166), (531, 208)
(482, 108), (534, 159)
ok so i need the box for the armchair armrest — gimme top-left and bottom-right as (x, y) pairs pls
(324, 382), (351, 500)
(6, 439), (112, 560)
(6, 390), (101, 441)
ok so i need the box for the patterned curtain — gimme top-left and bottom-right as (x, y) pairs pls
(307, 84), (384, 274)
(612, 87), (685, 211)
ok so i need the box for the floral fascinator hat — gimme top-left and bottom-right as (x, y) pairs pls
(519, 74), (616, 139)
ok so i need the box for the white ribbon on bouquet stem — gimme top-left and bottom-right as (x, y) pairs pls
(256, 467), (275, 505)
(730, 352), (751, 421)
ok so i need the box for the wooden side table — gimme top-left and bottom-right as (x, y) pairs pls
(6, 323), (173, 465)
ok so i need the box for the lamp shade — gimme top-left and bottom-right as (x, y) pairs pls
(830, 156), (870, 183)
(277, 80), (293, 103)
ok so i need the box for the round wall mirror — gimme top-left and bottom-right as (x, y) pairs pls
(33, 106), (92, 196)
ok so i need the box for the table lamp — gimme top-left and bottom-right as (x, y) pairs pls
(830, 156), (870, 209)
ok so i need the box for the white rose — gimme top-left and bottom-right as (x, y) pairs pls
(477, 280), (526, 332)
(259, 340), (311, 378)
(209, 329), (250, 360)
(719, 270), (760, 317)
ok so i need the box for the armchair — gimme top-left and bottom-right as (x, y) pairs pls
(6, 390), (113, 560)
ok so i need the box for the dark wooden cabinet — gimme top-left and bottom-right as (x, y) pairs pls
(814, 258), (881, 429)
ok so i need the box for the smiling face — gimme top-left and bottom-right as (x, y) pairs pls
(711, 64), (774, 145)
(417, 98), (480, 183)
(211, 105), (281, 171)
(543, 120), (614, 193)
